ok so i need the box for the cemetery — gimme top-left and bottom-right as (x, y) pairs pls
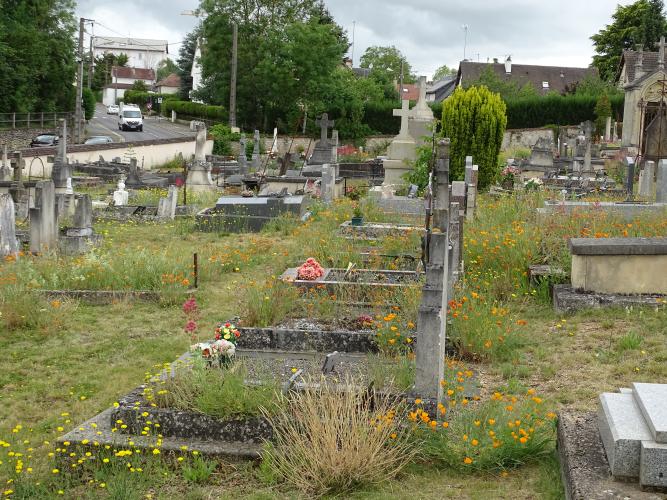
(3, 9), (667, 498)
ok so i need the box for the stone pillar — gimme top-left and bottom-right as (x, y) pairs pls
(657, 160), (667, 203)
(625, 157), (636, 201)
(605, 117), (612, 142)
(239, 135), (248, 175)
(252, 130), (261, 170)
(157, 185), (179, 220)
(29, 180), (58, 253)
(67, 194), (93, 237)
(321, 164), (335, 204)
(331, 130), (339, 164)
(0, 193), (19, 258)
(639, 161), (655, 199)
(414, 139), (450, 404)
(0, 145), (10, 181)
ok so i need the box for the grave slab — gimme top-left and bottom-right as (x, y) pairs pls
(553, 284), (665, 313)
(632, 383), (667, 443)
(597, 392), (652, 478)
(640, 441), (667, 489)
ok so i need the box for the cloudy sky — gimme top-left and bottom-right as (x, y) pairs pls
(78, 0), (633, 78)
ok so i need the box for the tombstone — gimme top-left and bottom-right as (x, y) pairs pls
(186, 124), (218, 191)
(466, 165), (479, 221)
(657, 159), (667, 203)
(308, 113), (335, 166)
(125, 158), (144, 188)
(238, 134), (248, 175)
(331, 130), (339, 164)
(251, 130), (261, 170)
(408, 75), (436, 145)
(625, 157), (636, 201)
(605, 116), (612, 142)
(113, 177), (129, 206)
(29, 180), (58, 253)
(157, 185), (179, 220)
(321, 351), (340, 375)
(271, 128), (278, 155)
(0, 145), (10, 182)
(51, 119), (71, 193)
(66, 195), (93, 237)
(414, 139), (450, 403)
(643, 112), (667, 161)
(383, 100), (416, 187)
(639, 161), (655, 199)
(0, 194), (19, 258)
(320, 164), (335, 204)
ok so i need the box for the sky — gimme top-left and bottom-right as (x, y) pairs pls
(77, 0), (634, 79)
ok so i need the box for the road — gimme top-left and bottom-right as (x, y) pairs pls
(86, 103), (195, 143)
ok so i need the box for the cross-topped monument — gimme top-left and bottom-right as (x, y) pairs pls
(315, 113), (334, 144)
(393, 100), (413, 140)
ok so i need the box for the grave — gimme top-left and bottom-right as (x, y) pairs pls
(156, 185), (179, 220)
(186, 123), (218, 191)
(59, 194), (102, 255)
(195, 194), (309, 233)
(383, 100), (416, 187)
(251, 130), (261, 170)
(29, 180), (58, 253)
(280, 267), (423, 294)
(308, 113), (335, 167)
(538, 200), (667, 219)
(521, 137), (556, 179)
(638, 160), (656, 199)
(339, 221), (425, 240)
(0, 193), (19, 257)
(112, 177), (129, 206)
(50, 119), (71, 194)
(408, 76), (435, 145)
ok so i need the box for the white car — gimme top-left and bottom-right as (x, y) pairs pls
(107, 104), (119, 115)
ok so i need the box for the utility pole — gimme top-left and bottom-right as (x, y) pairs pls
(229, 22), (238, 129)
(351, 21), (356, 66)
(399, 60), (404, 104)
(88, 33), (94, 89)
(462, 24), (469, 61)
(75, 18), (93, 144)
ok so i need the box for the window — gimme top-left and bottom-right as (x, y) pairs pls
(542, 81), (549, 89)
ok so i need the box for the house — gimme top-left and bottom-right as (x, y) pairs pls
(155, 73), (181, 95)
(342, 57), (371, 78)
(618, 38), (667, 157)
(93, 36), (168, 71)
(395, 82), (419, 101)
(456, 57), (597, 95)
(102, 66), (156, 106)
(426, 76), (457, 103)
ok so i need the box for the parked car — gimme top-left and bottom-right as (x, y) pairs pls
(30, 133), (59, 147)
(107, 104), (119, 115)
(84, 136), (113, 145)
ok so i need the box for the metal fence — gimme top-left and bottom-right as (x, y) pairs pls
(0, 112), (74, 129)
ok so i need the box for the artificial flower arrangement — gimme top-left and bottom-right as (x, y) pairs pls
(524, 177), (543, 191)
(297, 257), (325, 280)
(191, 322), (241, 368)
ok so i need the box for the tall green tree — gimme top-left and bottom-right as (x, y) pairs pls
(594, 93), (612, 136)
(197, 0), (348, 131)
(360, 45), (415, 85)
(156, 58), (179, 81)
(433, 64), (457, 81)
(591, 0), (667, 81)
(441, 86), (507, 189)
(0, 0), (77, 112)
(177, 27), (201, 100)
(92, 53), (128, 91)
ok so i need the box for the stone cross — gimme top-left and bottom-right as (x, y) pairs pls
(10, 151), (23, 185)
(0, 194), (19, 258)
(393, 100), (413, 139)
(315, 113), (334, 143)
(194, 124), (207, 163)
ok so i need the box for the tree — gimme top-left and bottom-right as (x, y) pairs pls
(594, 93), (612, 136)
(131, 80), (148, 92)
(198, 0), (347, 131)
(92, 52), (128, 91)
(177, 27), (201, 100)
(433, 64), (457, 81)
(360, 45), (415, 85)
(591, 0), (667, 81)
(156, 58), (178, 81)
(82, 87), (96, 120)
(0, 0), (77, 112)
(441, 86), (507, 189)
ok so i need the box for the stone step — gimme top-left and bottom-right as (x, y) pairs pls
(640, 440), (667, 489)
(632, 383), (667, 444)
(598, 392), (653, 478)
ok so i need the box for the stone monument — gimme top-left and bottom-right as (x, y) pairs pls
(112, 177), (129, 206)
(238, 134), (248, 175)
(157, 185), (179, 220)
(638, 161), (655, 199)
(51, 119), (71, 193)
(186, 124), (217, 191)
(0, 193), (19, 258)
(29, 180), (58, 253)
(409, 76), (436, 145)
(0, 145), (10, 182)
(252, 130), (261, 170)
(308, 113), (335, 166)
(382, 100), (416, 187)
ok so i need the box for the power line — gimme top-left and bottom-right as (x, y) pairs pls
(92, 21), (187, 48)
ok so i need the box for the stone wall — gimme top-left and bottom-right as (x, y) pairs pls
(501, 126), (581, 151)
(0, 128), (66, 152)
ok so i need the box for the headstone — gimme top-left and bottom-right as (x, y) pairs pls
(605, 116), (612, 142)
(125, 158), (143, 188)
(320, 163), (335, 204)
(383, 100), (416, 186)
(113, 177), (129, 206)
(465, 164), (479, 220)
(157, 185), (179, 220)
(321, 351), (340, 375)
(271, 128), (278, 154)
(0, 145), (10, 182)
(409, 75), (436, 145)
(238, 134), (248, 175)
(65, 177), (74, 195)
(252, 130), (261, 170)
(66, 194), (93, 237)
(194, 123), (207, 164)
(29, 180), (58, 253)
(656, 160), (667, 203)
(331, 130), (339, 164)
(51, 119), (71, 193)
(0, 194), (19, 257)
(625, 157), (636, 201)
(187, 124), (217, 191)
(639, 161), (655, 199)
(308, 113), (335, 166)
(414, 139), (450, 404)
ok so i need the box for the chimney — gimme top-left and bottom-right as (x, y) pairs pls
(635, 44), (645, 80)
(505, 56), (512, 74)
(343, 57), (353, 69)
(493, 58), (498, 64)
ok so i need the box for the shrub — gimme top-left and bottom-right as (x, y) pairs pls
(82, 88), (96, 120)
(162, 100), (227, 122)
(262, 376), (417, 497)
(442, 86), (507, 189)
(209, 124), (240, 156)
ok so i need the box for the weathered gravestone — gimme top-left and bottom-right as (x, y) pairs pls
(186, 124), (217, 191)
(157, 185), (179, 220)
(638, 161), (655, 199)
(320, 164), (335, 204)
(238, 134), (248, 175)
(29, 180), (58, 253)
(308, 113), (335, 166)
(657, 159), (667, 203)
(113, 177), (129, 206)
(51, 119), (71, 193)
(0, 145), (10, 182)
(383, 100), (416, 187)
(252, 130), (261, 170)
(0, 193), (19, 257)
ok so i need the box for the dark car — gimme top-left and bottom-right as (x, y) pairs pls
(84, 136), (113, 145)
(30, 134), (59, 147)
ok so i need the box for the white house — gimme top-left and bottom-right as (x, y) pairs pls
(93, 36), (168, 71)
(102, 66), (156, 106)
(154, 73), (181, 95)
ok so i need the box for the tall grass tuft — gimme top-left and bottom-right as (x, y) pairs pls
(262, 376), (416, 497)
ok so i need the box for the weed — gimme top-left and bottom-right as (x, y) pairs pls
(182, 455), (218, 484)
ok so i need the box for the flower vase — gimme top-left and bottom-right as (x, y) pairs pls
(351, 216), (364, 227)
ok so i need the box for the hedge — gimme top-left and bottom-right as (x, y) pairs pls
(162, 100), (227, 121)
(121, 91), (179, 109)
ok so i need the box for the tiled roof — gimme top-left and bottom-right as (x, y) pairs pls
(621, 50), (662, 83)
(112, 66), (156, 81)
(156, 73), (181, 88)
